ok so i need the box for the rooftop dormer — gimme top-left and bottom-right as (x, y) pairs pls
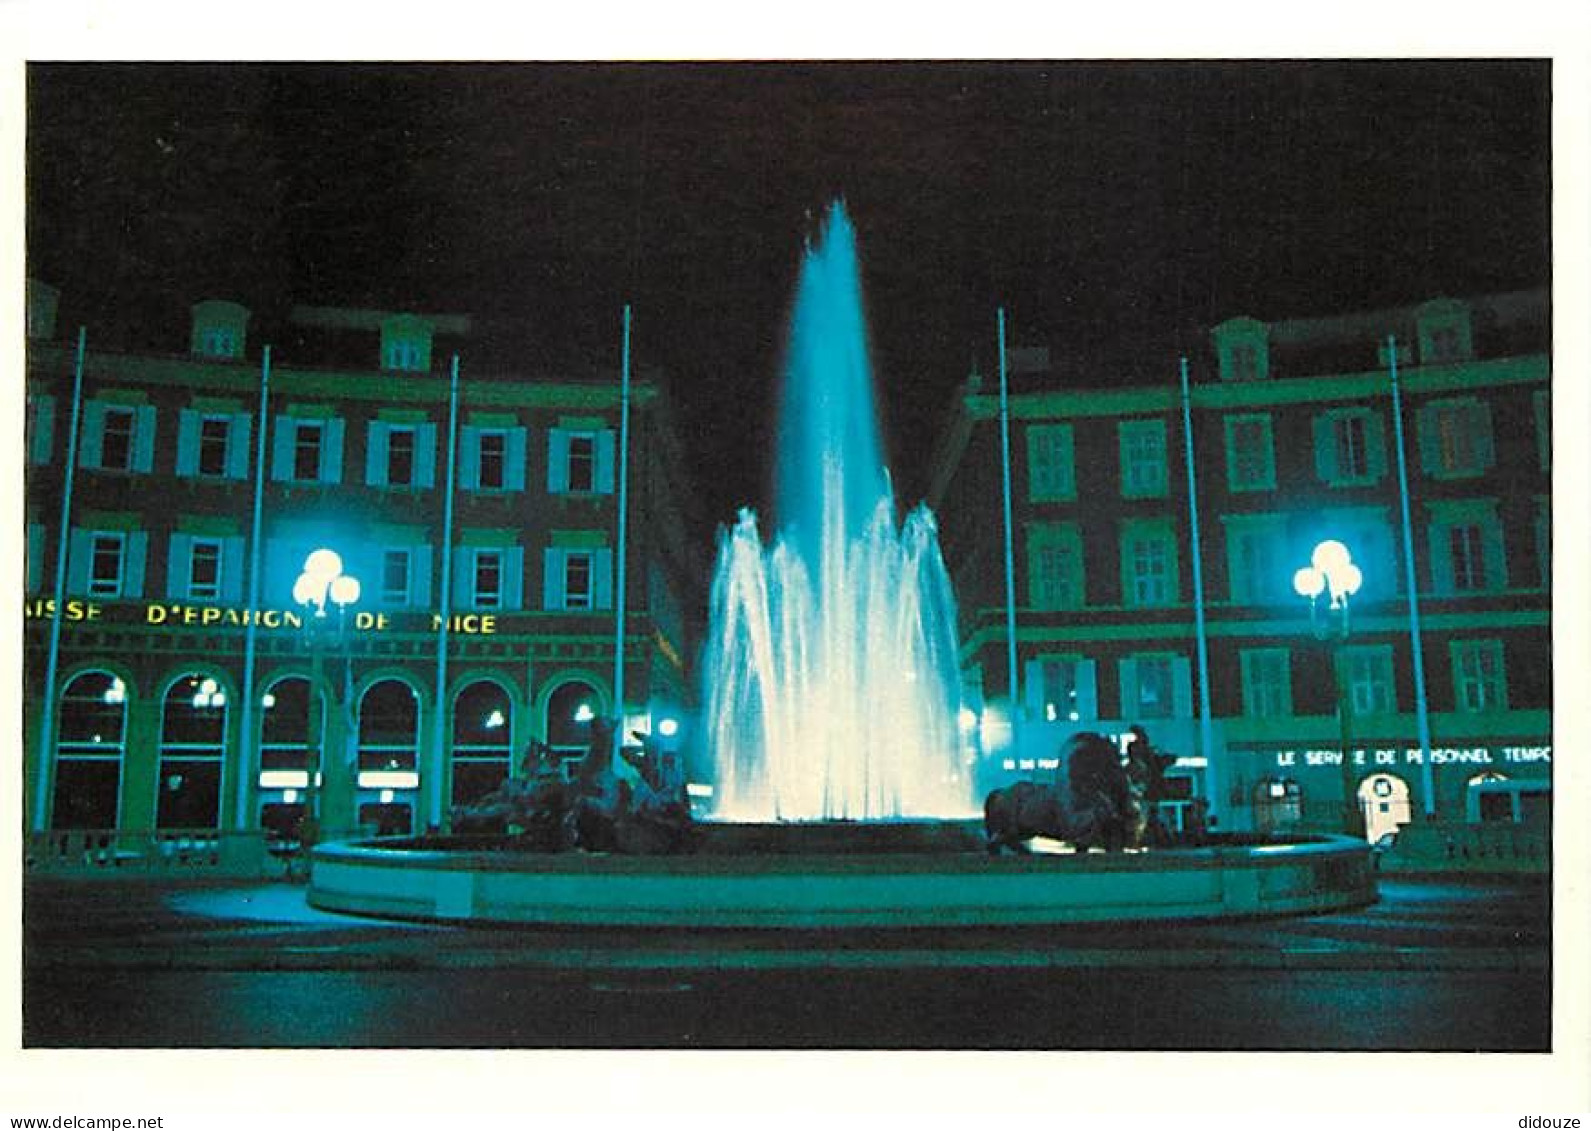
(1415, 297), (1474, 366)
(190, 299), (250, 360)
(1211, 316), (1271, 382)
(380, 313), (434, 373)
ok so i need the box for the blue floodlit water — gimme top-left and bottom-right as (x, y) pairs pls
(703, 203), (974, 822)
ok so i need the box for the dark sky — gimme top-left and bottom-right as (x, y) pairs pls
(26, 61), (1551, 534)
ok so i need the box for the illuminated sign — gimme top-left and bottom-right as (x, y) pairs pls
(25, 599), (502, 635)
(1261, 744), (1551, 769)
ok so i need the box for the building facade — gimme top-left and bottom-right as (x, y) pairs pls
(23, 283), (704, 851)
(928, 292), (1551, 839)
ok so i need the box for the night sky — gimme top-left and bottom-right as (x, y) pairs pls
(26, 61), (1551, 537)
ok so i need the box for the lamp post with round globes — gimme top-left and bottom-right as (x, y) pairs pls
(1293, 539), (1366, 839)
(292, 549), (361, 843)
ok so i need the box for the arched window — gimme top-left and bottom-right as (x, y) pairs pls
(258, 676), (316, 842)
(52, 671), (127, 828)
(452, 680), (512, 807)
(357, 679), (420, 837)
(157, 672), (227, 829)
(358, 680), (420, 772)
(545, 679), (601, 774)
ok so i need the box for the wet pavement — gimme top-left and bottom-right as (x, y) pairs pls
(22, 874), (1551, 1049)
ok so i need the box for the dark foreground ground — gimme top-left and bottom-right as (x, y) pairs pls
(22, 874), (1549, 1050)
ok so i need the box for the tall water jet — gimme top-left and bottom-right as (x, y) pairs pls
(704, 202), (974, 822)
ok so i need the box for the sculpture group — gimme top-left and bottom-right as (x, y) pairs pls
(983, 727), (1194, 854)
(452, 715), (1199, 857)
(451, 718), (696, 855)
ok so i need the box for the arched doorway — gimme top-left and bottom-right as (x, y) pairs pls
(52, 671), (127, 829)
(357, 678), (420, 836)
(452, 679), (513, 807)
(545, 678), (602, 779)
(157, 672), (228, 829)
(258, 675), (317, 843)
(1358, 772), (1413, 845)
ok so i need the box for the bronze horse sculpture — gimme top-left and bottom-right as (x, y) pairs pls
(983, 730), (1140, 854)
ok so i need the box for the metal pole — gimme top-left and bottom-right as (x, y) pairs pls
(996, 308), (1019, 753)
(1179, 357), (1219, 826)
(431, 355), (461, 829)
(33, 326), (88, 831)
(234, 345), (272, 830)
(613, 305), (633, 726)
(1387, 334), (1436, 816)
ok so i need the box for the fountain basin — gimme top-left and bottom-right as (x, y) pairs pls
(308, 825), (1376, 928)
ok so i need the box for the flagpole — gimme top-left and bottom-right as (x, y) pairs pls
(997, 308), (1019, 754)
(234, 345), (272, 830)
(33, 326), (88, 831)
(613, 304), (633, 728)
(431, 355), (461, 830)
(1387, 334), (1436, 816)
(1179, 356), (1219, 827)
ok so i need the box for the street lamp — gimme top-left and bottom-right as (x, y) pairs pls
(292, 550), (360, 841)
(1293, 539), (1365, 838)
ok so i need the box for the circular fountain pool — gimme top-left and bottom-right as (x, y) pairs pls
(308, 824), (1376, 928)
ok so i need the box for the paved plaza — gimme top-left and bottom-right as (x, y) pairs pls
(23, 873), (1549, 1049)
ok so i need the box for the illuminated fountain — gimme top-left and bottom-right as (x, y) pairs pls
(704, 202), (971, 822)
(309, 203), (1376, 929)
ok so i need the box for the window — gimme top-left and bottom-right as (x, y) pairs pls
(357, 680), (420, 773)
(564, 551), (594, 610)
(1314, 408), (1385, 486)
(386, 340), (424, 372)
(293, 422), (323, 480)
(478, 431), (506, 490)
(52, 671), (128, 829)
(88, 534), (125, 597)
(386, 427), (416, 487)
(381, 549), (412, 605)
(1025, 656), (1096, 723)
(200, 328), (237, 358)
(1026, 423), (1075, 502)
(1027, 521), (1084, 610)
(1427, 500), (1505, 596)
(101, 407), (136, 471)
(1120, 654), (1190, 721)
(157, 673), (227, 829)
(548, 427), (614, 494)
(567, 435), (596, 493)
(452, 681), (514, 808)
(472, 549), (505, 609)
(1119, 419), (1168, 498)
(198, 417), (230, 477)
(1448, 524), (1485, 591)
(1121, 519), (1176, 607)
(1240, 648), (1293, 718)
(543, 544), (610, 611)
(1224, 516), (1288, 605)
(1225, 414), (1275, 492)
(1341, 646), (1395, 715)
(1419, 398), (1494, 479)
(188, 538), (222, 600)
(1230, 344), (1260, 382)
(1451, 639), (1506, 713)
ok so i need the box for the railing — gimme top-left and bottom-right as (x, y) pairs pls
(26, 828), (306, 878)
